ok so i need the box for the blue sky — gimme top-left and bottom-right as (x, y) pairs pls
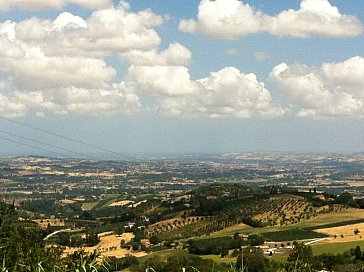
(0, 0), (363, 157)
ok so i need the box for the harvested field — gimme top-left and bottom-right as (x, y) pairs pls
(109, 200), (134, 207)
(128, 200), (147, 208)
(315, 223), (364, 243)
(59, 199), (76, 204)
(64, 232), (140, 259)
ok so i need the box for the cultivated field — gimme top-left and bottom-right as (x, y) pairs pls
(63, 232), (145, 259)
(81, 202), (98, 211)
(315, 223), (364, 243)
(109, 200), (134, 207)
(209, 223), (253, 237)
(293, 208), (364, 229)
(220, 208), (364, 236)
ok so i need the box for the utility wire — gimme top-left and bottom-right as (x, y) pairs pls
(0, 135), (66, 157)
(0, 129), (95, 159)
(0, 115), (139, 161)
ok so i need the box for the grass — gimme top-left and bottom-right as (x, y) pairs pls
(264, 240), (364, 262)
(261, 229), (328, 242)
(208, 224), (254, 237)
(312, 240), (364, 255)
(100, 198), (122, 209)
(81, 202), (98, 211)
(199, 255), (235, 264)
(138, 249), (183, 262)
(268, 253), (289, 263)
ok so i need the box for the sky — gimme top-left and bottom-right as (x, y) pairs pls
(0, 0), (364, 157)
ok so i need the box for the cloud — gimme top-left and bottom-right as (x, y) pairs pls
(224, 48), (241, 56)
(322, 56), (364, 88)
(179, 0), (265, 39)
(10, 7), (163, 57)
(255, 52), (271, 61)
(1, 55), (116, 91)
(0, 0), (112, 11)
(53, 12), (87, 30)
(126, 65), (199, 97)
(270, 56), (364, 118)
(268, 0), (363, 38)
(126, 65), (283, 118)
(179, 0), (363, 39)
(14, 86), (142, 116)
(0, 79), (142, 117)
(0, 3), (164, 117)
(0, 3), (165, 90)
(0, 91), (26, 118)
(120, 43), (192, 66)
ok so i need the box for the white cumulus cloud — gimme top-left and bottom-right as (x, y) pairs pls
(270, 56), (364, 118)
(120, 43), (192, 66)
(179, 0), (363, 39)
(126, 65), (199, 97)
(7, 6), (164, 57)
(14, 87), (142, 116)
(0, 3), (164, 117)
(126, 65), (283, 118)
(179, 0), (265, 39)
(1, 55), (116, 91)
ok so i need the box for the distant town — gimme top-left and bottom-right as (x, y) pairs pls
(2, 153), (364, 207)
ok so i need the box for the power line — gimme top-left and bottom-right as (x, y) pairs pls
(0, 135), (65, 157)
(0, 115), (139, 161)
(0, 129), (95, 159)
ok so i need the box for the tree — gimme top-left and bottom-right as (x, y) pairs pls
(284, 260), (315, 272)
(248, 234), (265, 246)
(288, 242), (313, 264)
(236, 247), (268, 272)
(318, 253), (347, 271)
(79, 210), (95, 220)
(0, 203), (116, 271)
(220, 247), (229, 258)
(354, 245), (362, 260)
(286, 242), (316, 272)
(337, 192), (353, 205)
(57, 232), (71, 246)
(104, 255), (139, 271)
(70, 234), (83, 246)
(0, 202), (63, 271)
(150, 235), (160, 245)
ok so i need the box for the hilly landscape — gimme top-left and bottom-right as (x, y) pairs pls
(2, 154), (364, 271)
